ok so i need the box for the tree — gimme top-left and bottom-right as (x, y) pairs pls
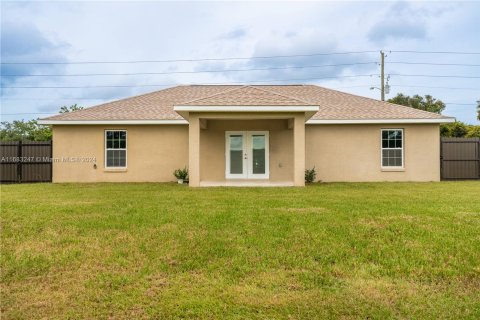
(440, 121), (468, 138)
(477, 100), (479, 121)
(0, 119), (52, 141)
(1, 104), (83, 141)
(466, 125), (480, 138)
(449, 122), (469, 137)
(59, 104), (84, 113)
(388, 93), (446, 114)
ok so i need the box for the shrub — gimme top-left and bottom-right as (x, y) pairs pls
(173, 167), (188, 180)
(466, 126), (480, 138)
(441, 122), (468, 137)
(305, 167), (316, 183)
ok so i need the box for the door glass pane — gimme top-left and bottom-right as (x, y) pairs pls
(230, 135), (243, 174)
(252, 135), (265, 174)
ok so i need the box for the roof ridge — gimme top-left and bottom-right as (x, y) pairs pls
(178, 85), (316, 106)
(177, 85), (248, 105)
(247, 85), (317, 105)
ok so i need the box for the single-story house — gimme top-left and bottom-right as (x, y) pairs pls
(38, 85), (454, 186)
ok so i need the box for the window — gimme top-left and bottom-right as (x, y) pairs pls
(105, 130), (127, 168)
(381, 129), (403, 168)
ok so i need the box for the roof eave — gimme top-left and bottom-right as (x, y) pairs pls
(306, 118), (456, 124)
(173, 105), (320, 120)
(37, 119), (188, 125)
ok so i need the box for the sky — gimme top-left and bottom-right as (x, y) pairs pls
(1, 0), (479, 124)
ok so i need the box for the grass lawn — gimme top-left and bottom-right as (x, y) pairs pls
(1, 182), (480, 319)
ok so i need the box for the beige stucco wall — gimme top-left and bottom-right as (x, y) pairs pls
(52, 125), (188, 182)
(305, 124), (441, 182)
(52, 122), (441, 183)
(200, 119), (293, 182)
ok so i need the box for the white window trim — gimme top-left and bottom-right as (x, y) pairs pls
(105, 130), (127, 169)
(381, 128), (404, 169)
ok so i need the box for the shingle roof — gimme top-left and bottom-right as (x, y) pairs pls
(41, 84), (452, 121)
(180, 85), (315, 106)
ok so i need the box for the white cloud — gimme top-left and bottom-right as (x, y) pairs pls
(0, 1), (479, 124)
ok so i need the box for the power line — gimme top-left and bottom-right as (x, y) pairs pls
(0, 62), (378, 77)
(390, 50), (480, 55)
(1, 98), (108, 100)
(444, 103), (477, 105)
(3, 49), (479, 65)
(3, 73), (478, 90)
(389, 84), (480, 90)
(389, 62), (480, 67)
(4, 60), (479, 78)
(0, 85), (374, 101)
(0, 50), (378, 65)
(2, 112), (55, 115)
(0, 74), (379, 89)
(3, 102), (477, 116)
(390, 74), (480, 79)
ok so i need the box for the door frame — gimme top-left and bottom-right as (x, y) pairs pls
(225, 131), (247, 179)
(247, 131), (270, 179)
(225, 131), (270, 179)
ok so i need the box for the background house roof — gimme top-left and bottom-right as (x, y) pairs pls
(41, 84), (453, 121)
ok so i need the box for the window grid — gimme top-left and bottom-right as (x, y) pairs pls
(381, 129), (403, 168)
(105, 130), (127, 168)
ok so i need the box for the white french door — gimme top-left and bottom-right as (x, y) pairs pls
(225, 131), (269, 179)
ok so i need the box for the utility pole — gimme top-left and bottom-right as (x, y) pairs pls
(380, 50), (385, 101)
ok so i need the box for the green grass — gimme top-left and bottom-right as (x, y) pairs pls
(1, 182), (480, 319)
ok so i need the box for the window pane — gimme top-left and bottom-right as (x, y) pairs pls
(394, 157), (402, 167)
(395, 139), (402, 148)
(106, 130), (127, 149)
(230, 135), (243, 174)
(252, 135), (265, 174)
(118, 150), (126, 167)
(382, 140), (388, 148)
(112, 150), (123, 167)
(382, 157), (388, 167)
(106, 150), (114, 167)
